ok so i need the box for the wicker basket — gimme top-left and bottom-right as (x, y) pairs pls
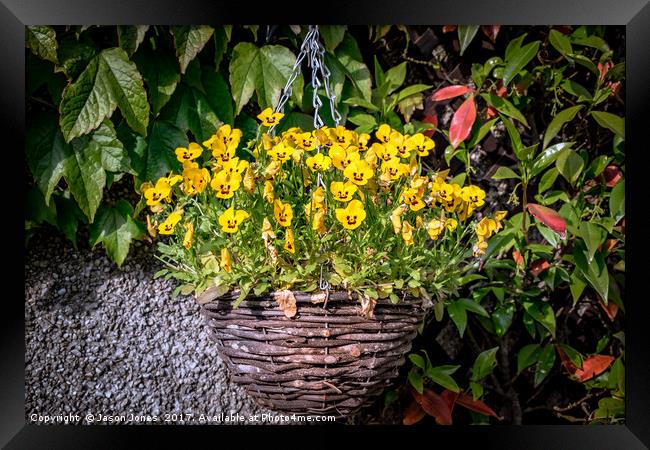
(199, 290), (425, 417)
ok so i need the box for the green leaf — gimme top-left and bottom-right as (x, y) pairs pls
(467, 117), (498, 147)
(54, 193), (84, 247)
(187, 88), (221, 143)
(408, 369), (424, 394)
(500, 115), (523, 158)
(610, 180), (625, 222)
(517, 344), (541, 373)
(335, 35), (372, 101)
(26, 26), (58, 64)
(229, 42), (298, 114)
(59, 47), (150, 142)
(383, 62), (407, 96)
(139, 120), (188, 182)
(89, 200), (144, 266)
(202, 68), (234, 126)
(117, 25), (149, 56)
(579, 221), (607, 264)
(543, 105), (583, 149)
(25, 187), (57, 226)
(26, 111), (67, 205)
(134, 45), (180, 115)
(171, 25), (214, 74)
(459, 298), (489, 317)
(472, 347), (499, 381)
(320, 26), (347, 52)
(503, 40), (540, 86)
(591, 111), (625, 140)
(548, 29), (573, 56)
(572, 35), (609, 52)
(538, 167), (559, 194)
(409, 353), (425, 369)
(573, 241), (609, 302)
(556, 148), (584, 185)
(447, 300), (468, 337)
(491, 303), (514, 337)
(347, 111), (378, 133)
(213, 25), (232, 70)
(491, 166), (521, 180)
(479, 92), (528, 126)
(55, 34), (98, 80)
(62, 135), (106, 222)
(534, 345), (556, 386)
(558, 344), (583, 368)
(561, 80), (592, 103)
(532, 142), (573, 177)
(522, 300), (556, 338)
(395, 84), (432, 103)
(426, 367), (460, 392)
(458, 25), (479, 56)
(342, 96), (379, 112)
(274, 112), (315, 134)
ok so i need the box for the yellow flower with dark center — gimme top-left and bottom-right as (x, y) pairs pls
(329, 144), (360, 170)
(375, 124), (393, 143)
(164, 174), (183, 186)
(218, 206), (249, 233)
(210, 170), (242, 199)
(328, 125), (353, 147)
(355, 132), (371, 151)
(445, 218), (458, 231)
(427, 218), (445, 240)
(295, 132), (317, 151)
(211, 140), (236, 165)
(343, 160), (373, 185)
(387, 133), (411, 159)
(144, 179), (171, 206)
(221, 248), (232, 272)
(473, 239), (488, 257)
(274, 199), (294, 227)
(380, 157), (408, 182)
(461, 185), (486, 209)
(221, 157), (250, 176)
(390, 204), (408, 234)
(263, 181), (275, 203)
(262, 217), (276, 242)
(401, 187), (426, 212)
(313, 209), (327, 234)
(306, 153), (332, 172)
(158, 212), (183, 235)
(268, 142), (295, 163)
(257, 107), (284, 126)
(402, 220), (414, 246)
(264, 160), (282, 179)
(476, 217), (499, 240)
(182, 222), (194, 249)
(314, 127), (333, 147)
(175, 142), (203, 163)
(216, 124), (242, 148)
(262, 133), (280, 151)
(330, 181), (358, 202)
(372, 142), (397, 162)
(182, 167), (210, 196)
(407, 133), (435, 156)
(437, 183), (462, 212)
(335, 199), (367, 230)
(284, 228), (295, 254)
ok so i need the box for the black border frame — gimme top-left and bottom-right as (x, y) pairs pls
(4, 1), (649, 448)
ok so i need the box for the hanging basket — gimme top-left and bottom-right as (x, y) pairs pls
(199, 291), (425, 417)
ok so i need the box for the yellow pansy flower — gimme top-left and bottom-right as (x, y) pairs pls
(284, 228), (295, 254)
(264, 160), (282, 179)
(330, 180), (358, 202)
(329, 144), (360, 170)
(402, 220), (414, 246)
(476, 217), (500, 240)
(217, 124), (242, 148)
(294, 132), (317, 150)
(221, 248), (232, 272)
(268, 142), (295, 163)
(461, 185), (486, 209)
(211, 140), (236, 165)
(376, 124), (393, 143)
(182, 222), (194, 249)
(221, 157), (250, 176)
(427, 218), (445, 240)
(335, 199), (367, 230)
(306, 153), (332, 172)
(387, 133), (411, 159)
(354, 132), (371, 151)
(407, 133), (435, 156)
(165, 174), (183, 186)
(364, 145), (379, 169)
(182, 167), (210, 196)
(343, 160), (374, 186)
(438, 183), (463, 212)
(158, 212), (183, 235)
(390, 205), (408, 234)
(328, 125), (353, 147)
(257, 107), (284, 127)
(218, 206), (249, 233)
(313, 209), (327, 235)
(262, 133), (280, 151)
(314, 127), (333, 148)
(274, 199), (294, 227)
(263, 181), (275, 203)
(175, 142), (203, 163)
(445, 218), (458, 231)
(262, 217), (276, 242)
(401, 187), (426, 212)
(372, 142), (397, 162)
(473, 239), (488, 257)
(380, 157), (408, 182)
(210, 170), (242, 199)
(144, 179), (171, 206)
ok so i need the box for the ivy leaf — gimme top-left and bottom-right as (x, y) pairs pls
(55, 34), (98, 80)
(458, 25), (479, 56)
(202, 67), (234, 126)
(117, 25), (149, 56)
(319, 26), (347, 53)
(187, 88), (221, 143)
(89, 200), (144, 266)
(62, 136), (106, 222)
(26, 111), (67, 205)
(590, 111), (625, 140)
(171, 26), (214, 74)
(133, 45), (180, 115)
(53, 193), (85, 247)
(140, 120), (187, 182)
(214, 25), (232, 70)
(335, 35), (372, 101)
(59, 47), (150, 142)
(26, 26), (58, 64)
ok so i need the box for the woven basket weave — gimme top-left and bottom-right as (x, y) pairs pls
(199, 290), (424, 417)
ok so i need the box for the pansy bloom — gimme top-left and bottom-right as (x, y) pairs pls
(335, 199), (367, 230)
(257, 107), (284, 127)
(218, 206), (249, 233)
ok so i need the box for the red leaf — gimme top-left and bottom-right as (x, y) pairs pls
(432, 85), (473, 102)
(402, 399), (426, 425)
(456, 393), (501, 419)
(556, 345), (579, 374)
(422, 113), (438, 137)
(449, 96), (477, 149)
(495, 83), (507, 97)
(603, 165), (622, 188)
(575, 355), (615, 382)
(442, 25), (457, 33)
(512, 250), (524, 266)
(599, 298), (619, 321)
(412, 389), (453, 425)
(481, 25), (501, 43)
(554, 26), (573, 35)
(530, 259), (551, 277)
(527, 203), (567, 239)
(440, 389), (459, 414)
(486, 106), (497, 119)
